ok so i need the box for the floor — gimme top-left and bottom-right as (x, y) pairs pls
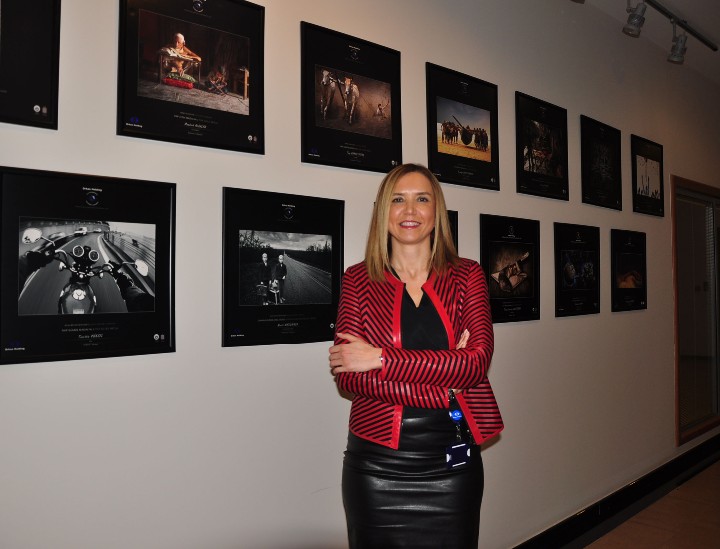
(137, 78), (250, 115)
(587, 459), (720, 548)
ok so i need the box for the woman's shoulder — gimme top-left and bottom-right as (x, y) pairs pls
(344, 261), (370, 279)
(451, 256), (482, 275)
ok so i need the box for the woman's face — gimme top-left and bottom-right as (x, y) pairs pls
(387, 172), (436, 250)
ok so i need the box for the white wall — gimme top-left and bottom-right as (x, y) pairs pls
(1, 1), (719, 548)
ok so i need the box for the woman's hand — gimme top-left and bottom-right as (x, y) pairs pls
(452, 330), (470, 393)
(329, 332), (383, 375)
(456, 329), (470, 350)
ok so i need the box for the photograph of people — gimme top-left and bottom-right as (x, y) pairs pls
(328, 163), (502, 548)
(272, 254), (287, 303)
(258, 252), (271, 305)
(237, 229), (332, 307)
(436, 96), (492, 162)
(161, 32), (202, 77)
(137, 10), (251, 115)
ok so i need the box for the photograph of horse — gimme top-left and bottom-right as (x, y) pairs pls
(313, 65), (392, 139)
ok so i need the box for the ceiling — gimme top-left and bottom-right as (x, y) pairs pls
(582, 0), (720, 88)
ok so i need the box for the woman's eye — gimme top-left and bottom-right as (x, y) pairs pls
(391, 197), (403, 203)
(418, 196), (430, 202)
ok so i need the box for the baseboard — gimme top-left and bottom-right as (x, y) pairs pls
(514, 433), (720, 548)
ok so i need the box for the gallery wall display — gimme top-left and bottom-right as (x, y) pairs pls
(611, 228), (647, 312)
(0, 166), (176, 365)
(631, 134), (664, 217)
(222, 187), (344, 346)
(300, 22), (402, 173)
(0, 0), (61, 129)
(480, 214), (540, 323)
(117, 0), (265, 153)
(425, 63), (499, 190)
(554, 222), (600, 317)
(515, 92), (569, 201)
(580, 115), (622, 210)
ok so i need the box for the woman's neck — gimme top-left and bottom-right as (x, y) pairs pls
(390, 245), (431, 283)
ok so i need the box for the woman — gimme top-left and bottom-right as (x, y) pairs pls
(329, 163), (503, 548)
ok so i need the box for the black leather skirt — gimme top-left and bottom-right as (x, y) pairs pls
(342, 407), (484, 549)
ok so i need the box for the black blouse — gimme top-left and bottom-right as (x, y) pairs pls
(400, 286), (450, 418)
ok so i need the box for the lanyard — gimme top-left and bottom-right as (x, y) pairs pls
(448, 389), (472, 443)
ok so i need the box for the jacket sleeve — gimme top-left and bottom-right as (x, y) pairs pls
(378, 261), (494, 390)
(334, 265), (449, 408)
(335, 369), (448, 408)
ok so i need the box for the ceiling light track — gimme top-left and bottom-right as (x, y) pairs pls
(643, 0), (718, 52)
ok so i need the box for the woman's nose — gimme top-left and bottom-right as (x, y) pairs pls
(402, 199), (416, 213)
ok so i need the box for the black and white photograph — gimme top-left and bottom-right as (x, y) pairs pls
(515, 92), (568, 200)
(18, 219), (156, 316)
(0, 166), (176, 365)
(631, 134), (664, 217)
(301, 22), (402, 173)
(0, 0), (60, 129)
(237, 231), (333, 307)
(426, 63), (499, 190)
(581, 115), (622, 210)
(554, 222), (600, 317)
(480, 214), (540, 323)
(611, 229), (647, 312)
(223, 188), (344, 346)
(118, 0), (264, 153)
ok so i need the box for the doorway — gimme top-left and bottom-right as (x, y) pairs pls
(673, 176), (720, 444)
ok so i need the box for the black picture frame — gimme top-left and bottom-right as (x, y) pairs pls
(0, 166), (176, 365)
(631, 134), (664, 217)
(222, 187), (344, 346)
(117, 0), (265, 153)
(580, 115), (622, 210)
(300, 22), (402, 173)
(554, 222), (600, 317)
(447, 209), (459, 252)
(515, 92), (569, 201)
(425, 63), (499, 190)
(0, 0), (61, 129)
(480, 214), (540, 323)
(611, 229), (647, 312)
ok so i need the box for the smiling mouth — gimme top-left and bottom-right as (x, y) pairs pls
(399, 221), (420, 228)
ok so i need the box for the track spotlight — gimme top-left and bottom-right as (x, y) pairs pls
(667, 20), (688, 64)
(623, 1), (647, 37)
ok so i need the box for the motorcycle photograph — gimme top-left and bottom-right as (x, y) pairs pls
(19, 227), (154, 314)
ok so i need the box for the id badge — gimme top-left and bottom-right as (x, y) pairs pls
(446, 442), (471, 468)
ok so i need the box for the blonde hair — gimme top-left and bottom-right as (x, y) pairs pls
(365, 163), (459, 281)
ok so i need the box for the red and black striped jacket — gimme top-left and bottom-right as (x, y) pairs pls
(335, 258), (503, 449)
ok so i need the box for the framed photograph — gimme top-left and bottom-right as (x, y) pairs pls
(446, 209), (459, 253)
(611, 229), (646, 312)
(0, 166), (176, 365)
(480, 214), (540, 323)
(0, 0), (61, 129)
(580, 115), (622, 210)
(425, 63), (499, 190)
(631, 135), (664, 217)
(515, 92), (568, 200)
(554, 222), (600, 317)
(300, 22), (401, 173)
(118, 0), (264, 153)
(223, 188), (344, 346)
